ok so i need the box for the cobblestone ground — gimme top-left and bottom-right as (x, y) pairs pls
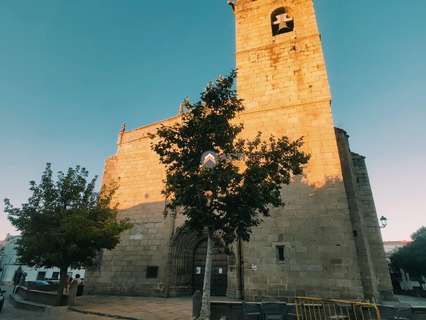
(71, 295), (192, 320)
(0, 284), (192, 320)
(0, 286), (110, 320)
(396, 295), (426, 307)
(0, 303), (111, 320)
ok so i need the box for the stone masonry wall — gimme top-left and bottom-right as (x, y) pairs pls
(236, 0), (331, 112)
(335, 128), (380, 300)
(351, 153), (394, 300)
(234, 0), (364, 300)
(85, 119), (178, 296)
(86, 104), (366, 299)
(335, 128), (394, 302)
(86, 0), (388, 300)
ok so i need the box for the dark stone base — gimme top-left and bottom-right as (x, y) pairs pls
(15, 286), (67, 306)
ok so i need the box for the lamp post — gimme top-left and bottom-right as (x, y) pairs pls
(198, 150), (219, 320)
(200, 151), (219, 170)
(379, 216), (388, 229)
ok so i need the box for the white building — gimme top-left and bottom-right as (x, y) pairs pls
(383, 240), (411, 258)
(0, 234), (85, 284)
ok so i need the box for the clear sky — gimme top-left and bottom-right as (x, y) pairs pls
(0, 0), (425, 241)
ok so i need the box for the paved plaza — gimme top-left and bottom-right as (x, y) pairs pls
(0, 294), (191, 320)
(0, 293), (109, 320)
(0, 282), (191, 320)
(70, 295), (192, 320)
(1, 291), (426, 320)
(395, 295), (426, 307)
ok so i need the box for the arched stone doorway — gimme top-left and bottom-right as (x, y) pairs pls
(192, 239), (228, 296)
(168, 227), (228, 297)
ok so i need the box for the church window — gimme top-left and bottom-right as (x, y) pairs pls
(146, 266), (159, 279)
(271, 7), (294, 36)
(276, 245), (285, 262)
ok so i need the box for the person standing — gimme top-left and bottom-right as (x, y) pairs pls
(68, 274), (81, 306)
(12, 267), (23, 293)
(63, 275), (70, 294)
(19, 273), (27, 286)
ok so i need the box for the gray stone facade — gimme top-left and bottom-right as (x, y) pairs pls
(85, 0), (393, 302)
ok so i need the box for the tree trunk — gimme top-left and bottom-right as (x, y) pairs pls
(57, 267), (68, 306)
(198, 231), (213, 320)
(237, 237), (244, 300)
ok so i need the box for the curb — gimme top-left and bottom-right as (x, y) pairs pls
(68, 306), (141, 320)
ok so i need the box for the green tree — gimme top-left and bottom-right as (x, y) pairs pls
(391, 226), (426, 277)
(4, 164), (132, 303)
(151, 71), (310, 320)
(411, 227), (426, 241)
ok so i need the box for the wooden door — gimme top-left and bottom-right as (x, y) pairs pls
(192, 240), (228, 296)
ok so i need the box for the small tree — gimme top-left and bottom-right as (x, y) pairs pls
(151, 71), (309, 320)
(391, 226), (426, 278)
(411, 227), (426, 241)
(4, 163), (132, 303)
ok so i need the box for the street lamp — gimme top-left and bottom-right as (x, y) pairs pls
(198, 150), (220, 319)
(379, 216), (388, 229)
(200, 151), (219, 170)
(200, 151), (219, 206)
(200, 150), (244, 300)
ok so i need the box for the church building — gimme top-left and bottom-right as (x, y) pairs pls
(86, 0), (393, 301)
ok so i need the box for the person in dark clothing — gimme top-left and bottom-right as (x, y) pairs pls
(13, 267), (23, 287)
(12, 267), (23, 293)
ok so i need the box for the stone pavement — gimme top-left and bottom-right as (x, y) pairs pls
(70, 294), (426, 320)
(70, 295), (192, 320)
(1, 304), (113, 320)
(4, 289), (425, 320)
(395, 295), (426, 307)
(0, 286), (110, 320)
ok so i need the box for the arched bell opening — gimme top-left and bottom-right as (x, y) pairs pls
(271, 7), (294, 36)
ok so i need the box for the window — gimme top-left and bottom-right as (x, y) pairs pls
(276, 245), (285, 262)
(37, 271), (46, 280)
(51, 272), (60, 280)
(146, 266), (159, 279)
(271, 7), (294, 36)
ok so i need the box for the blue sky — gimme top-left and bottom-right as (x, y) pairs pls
(0, 0), (425, 241)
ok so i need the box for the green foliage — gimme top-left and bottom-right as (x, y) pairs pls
(4, 163), (132, 270)
(151, 71), (310, 245)
(391, 226), (426, 277)
(411, 227), (426, 241)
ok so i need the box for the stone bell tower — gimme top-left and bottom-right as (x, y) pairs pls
(235, 0), (331, 112)
(233, 0), (340, 187)
(228, 0), (394, 301)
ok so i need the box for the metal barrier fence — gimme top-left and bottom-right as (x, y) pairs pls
(295, 297), (381, 320)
